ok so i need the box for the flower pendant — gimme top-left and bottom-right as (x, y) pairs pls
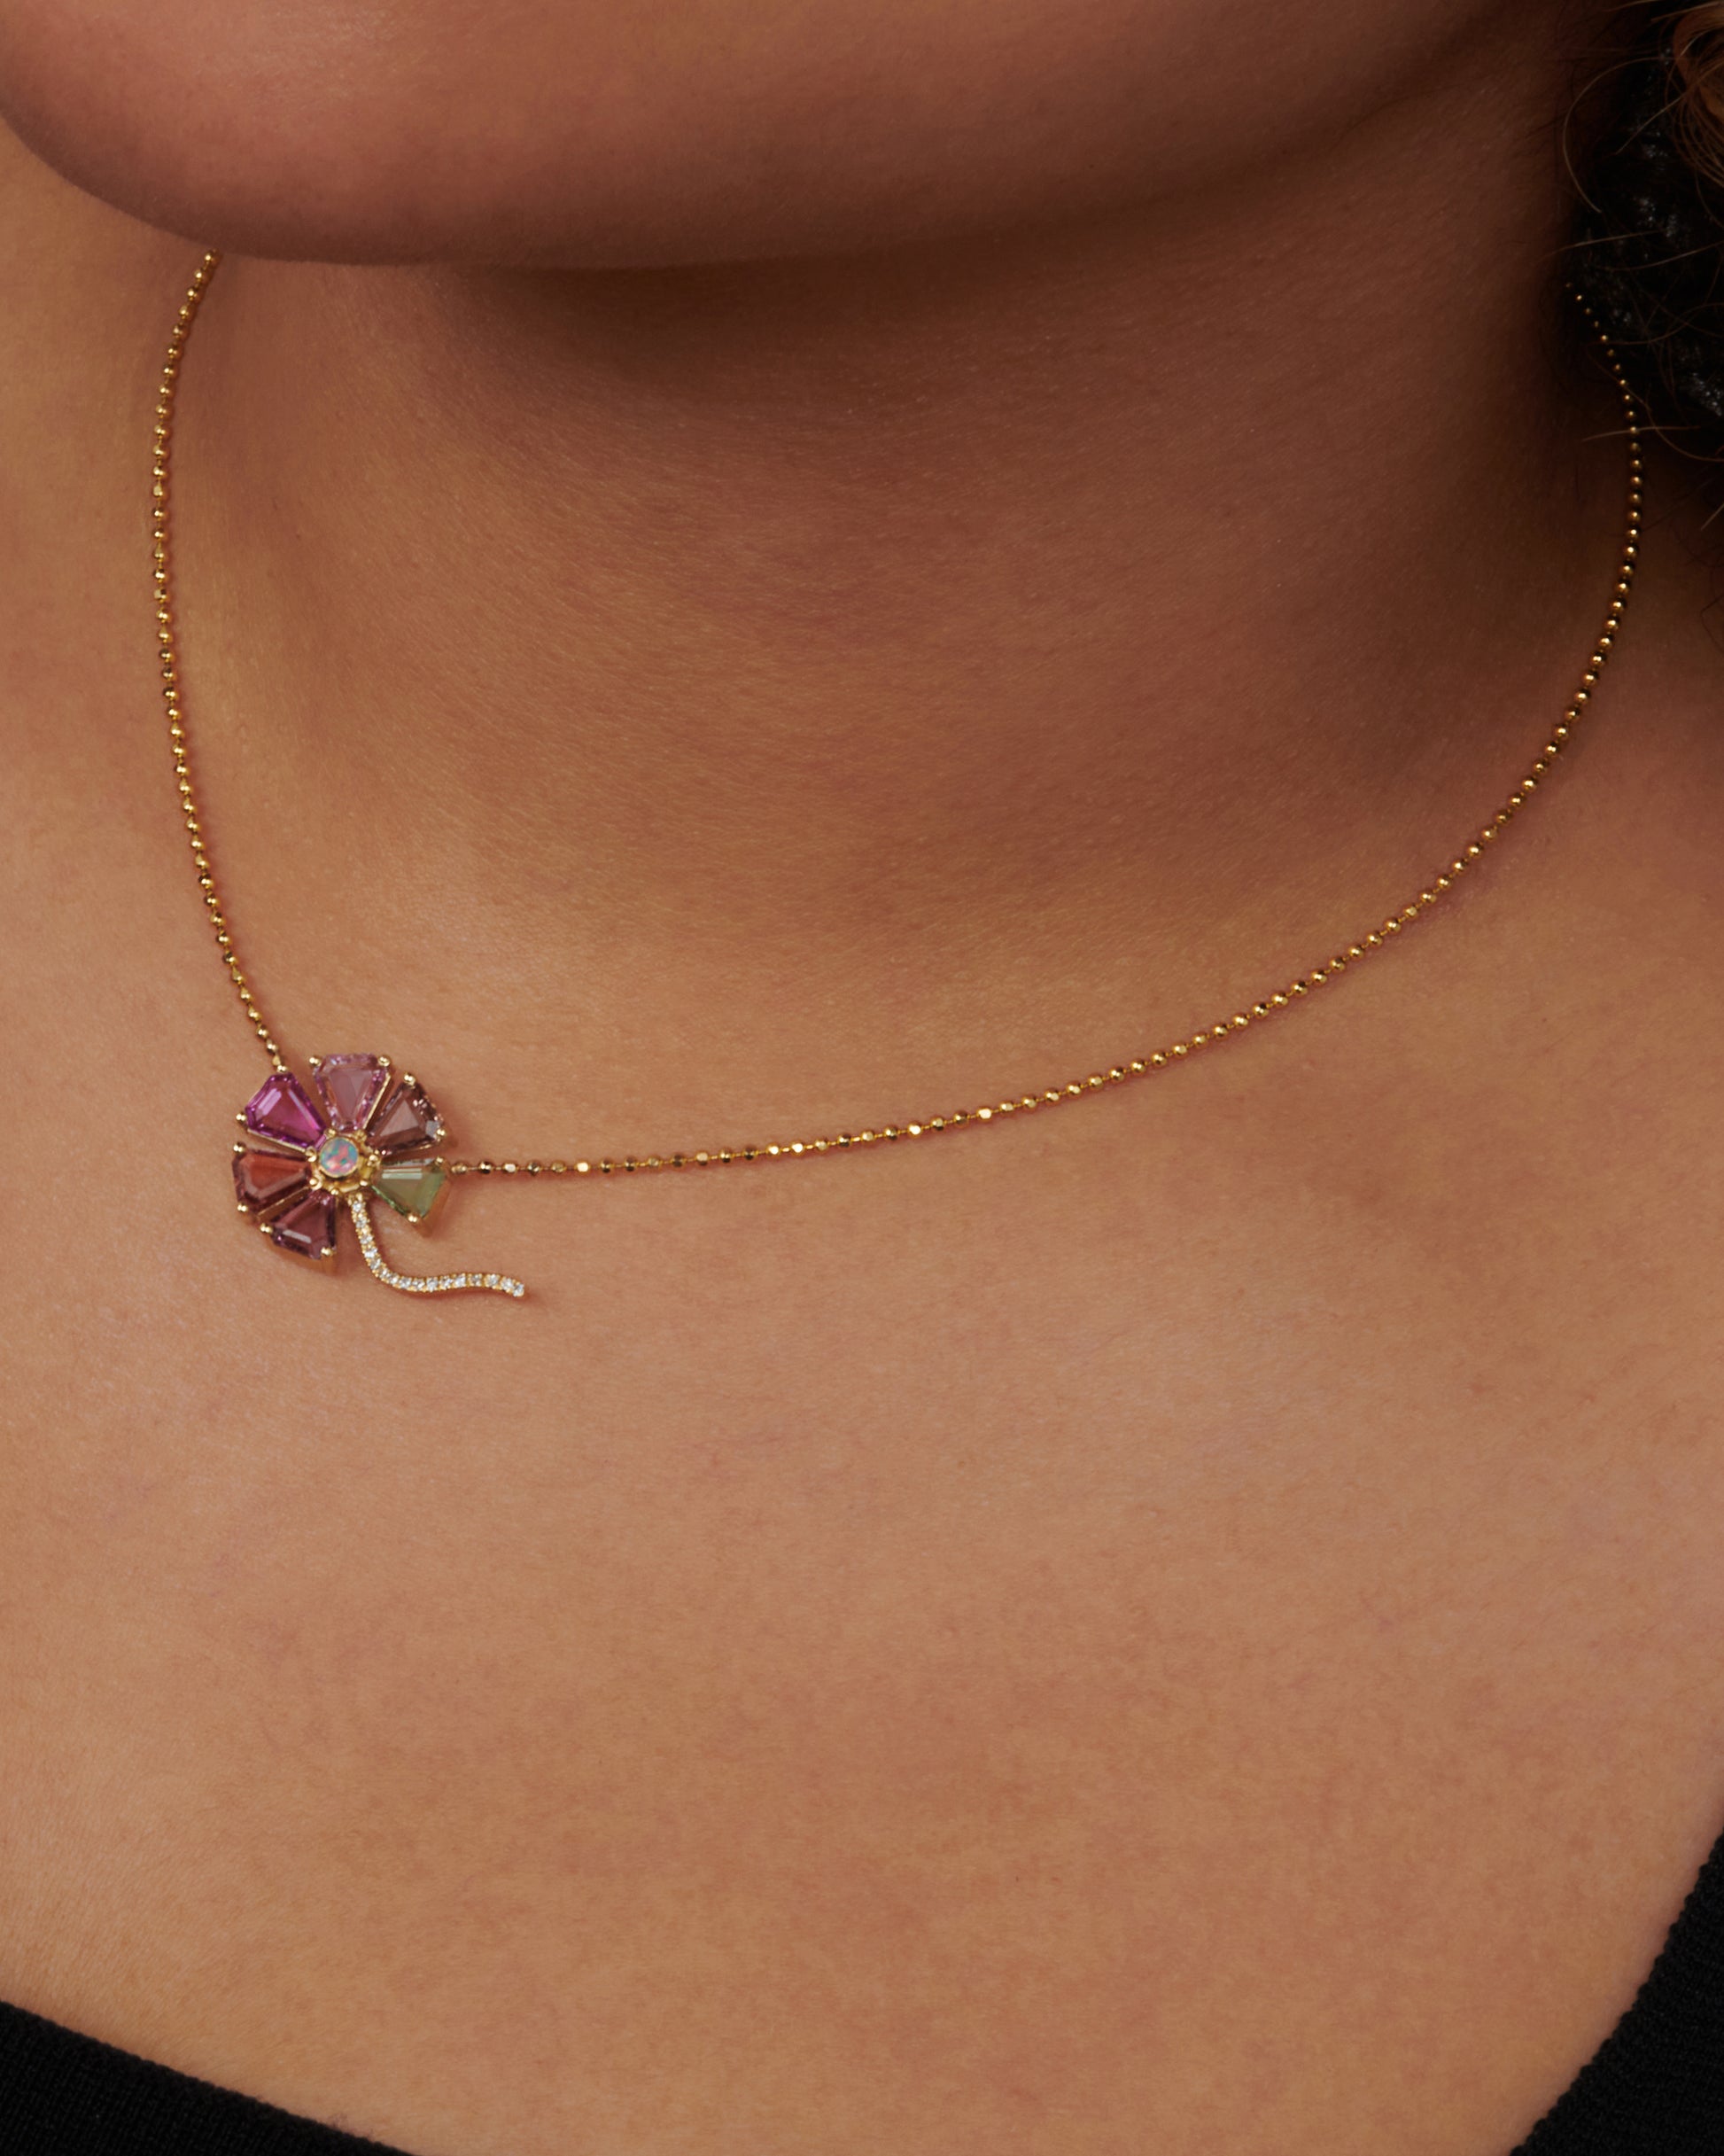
(231, 1054), (525, 1298)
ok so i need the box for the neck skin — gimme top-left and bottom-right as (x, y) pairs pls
(163, 5), (1625, 1136)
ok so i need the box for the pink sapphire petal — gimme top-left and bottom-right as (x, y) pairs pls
(313, 1053), (391, 1132)
(370, 1080), (444, 1156)
(244, 1070), (325, 1151)
(233, 1148), (311, 1213)
(268, 1188), (339, 1262)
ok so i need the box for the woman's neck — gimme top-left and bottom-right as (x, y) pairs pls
(134, 4), (1627, 1115)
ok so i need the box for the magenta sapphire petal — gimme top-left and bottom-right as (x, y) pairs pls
(312, 1054), (391, 1132)
(268, 1188), (339, 1262)
(244, 1070), (325, 1150)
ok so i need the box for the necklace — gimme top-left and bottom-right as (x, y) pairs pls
(155, 254), (1645, 1304)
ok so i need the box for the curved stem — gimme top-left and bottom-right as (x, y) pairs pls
(347, 1190), (526, 1299)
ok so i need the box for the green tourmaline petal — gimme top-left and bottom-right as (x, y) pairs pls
(372, 1159), (447, 1221)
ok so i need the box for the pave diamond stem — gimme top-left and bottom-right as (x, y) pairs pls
(347, 1190), (526, 1299)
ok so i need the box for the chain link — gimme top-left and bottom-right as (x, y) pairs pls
(156, 254), (1644, 1178)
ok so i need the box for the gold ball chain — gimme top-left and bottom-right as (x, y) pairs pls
(154, 253), (1644, 1184)
(155, 253), (283, 1067)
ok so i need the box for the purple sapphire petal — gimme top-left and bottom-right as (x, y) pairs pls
(244, 1070), (325, 1151)
(268, 1188), (339, 1262)
(312, 1053), (391, 1132)
(370, 1080), (443, 1156)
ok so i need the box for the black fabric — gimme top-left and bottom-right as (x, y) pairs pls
(3, 1836), (1723, 2156)
(1512, 1829), (1724, 2154)
(0, 2002), (406, 2154)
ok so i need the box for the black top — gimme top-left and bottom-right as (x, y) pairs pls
(3, 1833), (1723, 2155)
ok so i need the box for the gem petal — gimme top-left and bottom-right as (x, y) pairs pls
(233, 1148), (311, 1212)
(313, 1054), (391, 1132)
(244, 1070), (325, 1150)
(372, 1158), (447, 1221)
(370, 1081), (443, 1155)
(268, 1188), (339, 1262)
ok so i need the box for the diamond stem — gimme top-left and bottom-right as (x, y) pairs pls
(346, 1191), (526, 1300)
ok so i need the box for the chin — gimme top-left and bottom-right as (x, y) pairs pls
(0, 0), (1503, 269)
(0, 0), (1256, 270)
(0, 0), (1055, 269)
(0, 23), (732, 265)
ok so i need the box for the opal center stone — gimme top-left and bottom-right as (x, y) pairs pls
(316, 1132), (364, 1181)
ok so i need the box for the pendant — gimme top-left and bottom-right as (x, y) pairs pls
(231, 1054), (525, 1298)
